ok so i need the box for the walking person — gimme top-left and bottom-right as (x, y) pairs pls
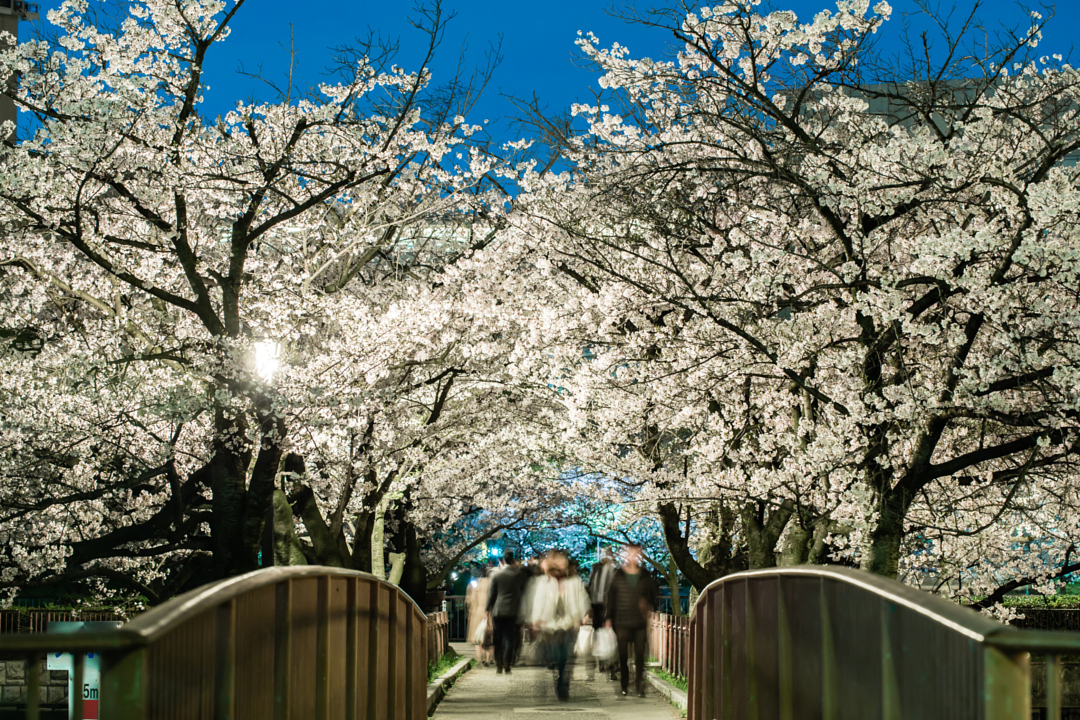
(466, 566), (495, 666)
(486, 549), (525, 674)
(587, 547), (617, 678)
(604, 543), (660, 698)
(526, 549), (591, 701)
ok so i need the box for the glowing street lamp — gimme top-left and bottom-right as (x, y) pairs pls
(253, 340), (280, 382)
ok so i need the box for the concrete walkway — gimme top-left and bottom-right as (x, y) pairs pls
(433, 644), (681, 720)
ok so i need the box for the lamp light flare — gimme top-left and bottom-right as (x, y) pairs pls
(253, 340), (280, 381)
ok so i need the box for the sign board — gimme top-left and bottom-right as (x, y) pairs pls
(45, 621), (123, 720)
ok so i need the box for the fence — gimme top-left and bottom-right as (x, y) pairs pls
(685, 566), (1080, 720)
(0, 610), (123, 634)
(0, 566), (431, 720)
(444, 595), (468, 642)
(426, 610), (449, 666)
(648, 613), (689, 679)
(1013, 609), (1080, 634)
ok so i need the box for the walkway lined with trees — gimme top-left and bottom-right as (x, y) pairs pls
(4, 0), (1080, 716)
(431, 645), (679, 720)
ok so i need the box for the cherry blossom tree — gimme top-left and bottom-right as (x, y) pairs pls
(0, 0), (519, 597)
(510, 0), (1080, 603)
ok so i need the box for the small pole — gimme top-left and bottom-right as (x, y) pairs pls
(1048, 654), (1062, 720)
(27, 653), (42, 720)
(72, 652), (85, 720)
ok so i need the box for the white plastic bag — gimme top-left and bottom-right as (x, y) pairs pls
(574, 625), (594, 655)
(470, 617), (487, 645)
(594, 627), (617, 661)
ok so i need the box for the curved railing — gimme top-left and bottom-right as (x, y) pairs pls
(0, 566), (431, 720)
(687, 566), (1080, 720)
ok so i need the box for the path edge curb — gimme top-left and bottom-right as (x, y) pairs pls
(646, 669), (688, 712)
(426, 656), (473, 716)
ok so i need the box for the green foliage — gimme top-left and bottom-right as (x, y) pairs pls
(427, 652), (467, 683)
(648, 661), (689, 692)
(1002, 595), (1080, 609)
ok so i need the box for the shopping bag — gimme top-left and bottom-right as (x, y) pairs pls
(470, 617), (487, 645)
(574, 625), (594, 655)
(594, 627), (617, 661)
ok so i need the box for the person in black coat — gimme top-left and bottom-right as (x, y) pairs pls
(486, 549), (526, 673)
(604, 543), (660, 697)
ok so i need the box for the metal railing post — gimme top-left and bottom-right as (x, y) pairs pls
(983, 645), (1030, 720)
(27, 653), (41, 720)
(100, 646), (147, 720)
(1047, 654), (1062, 720)
(72, 652), (85, 720)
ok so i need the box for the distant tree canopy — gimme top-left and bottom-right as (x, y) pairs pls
(2, 0), (1080, 613)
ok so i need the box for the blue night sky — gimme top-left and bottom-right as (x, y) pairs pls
(21, 0), (1080, 143)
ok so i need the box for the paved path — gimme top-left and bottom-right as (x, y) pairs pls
(434, 644), (681, 720)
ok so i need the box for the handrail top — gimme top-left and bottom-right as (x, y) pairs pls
(0, 566), (426, 652)
(125, 566), (426, 642)
(985, 627), (1080, 654)
(0, 630), (145, 653)
(690, 566), (1005, 642)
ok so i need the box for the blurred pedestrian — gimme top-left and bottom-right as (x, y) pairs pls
(526, 549), (591, 701)
(466, 566), (495, 666)
(487, 549), (526, 674)
(604, 543), (659, 698)
(587, 546), (617, 678)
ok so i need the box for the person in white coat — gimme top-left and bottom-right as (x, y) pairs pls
(525, 549), (591, 701)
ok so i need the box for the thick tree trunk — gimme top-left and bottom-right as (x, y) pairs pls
(284, 454), (348, 567)
(209, 407), (251, 578)
(865, 496), (906, 578)
(272, 489), (308, 566)
(240, 408), (286, 569)
(351, 509), (375, 573)
(694, 501), (748, 579)
(665, 556), (683, 617)
(778, 518), (812, 566)
(400, 521), (429, 609)
(741, 498), (795, 569)
(658, 501), (719, 591)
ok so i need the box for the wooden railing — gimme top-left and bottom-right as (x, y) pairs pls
(426, 610), (449, 667)
(0, 566), (432, 720)
(686, 566), (1080, 720)
(648, 613), (689, 680)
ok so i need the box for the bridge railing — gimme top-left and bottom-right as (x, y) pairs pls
(0, 566), (431, 720)
(648, 612), (689, 680)
(687, 566), (1080, 720)
(427, 610), (450, 667)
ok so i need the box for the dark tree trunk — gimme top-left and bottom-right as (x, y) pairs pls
(741, 498), (795, 569)
(209, 407), (251, 578)
(351, 508), (377, 573)
(865, 491), (908, 578)
(400, 521), (429, 609)
(240, 408), (286, 570)
(658, 501), (719, 591)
